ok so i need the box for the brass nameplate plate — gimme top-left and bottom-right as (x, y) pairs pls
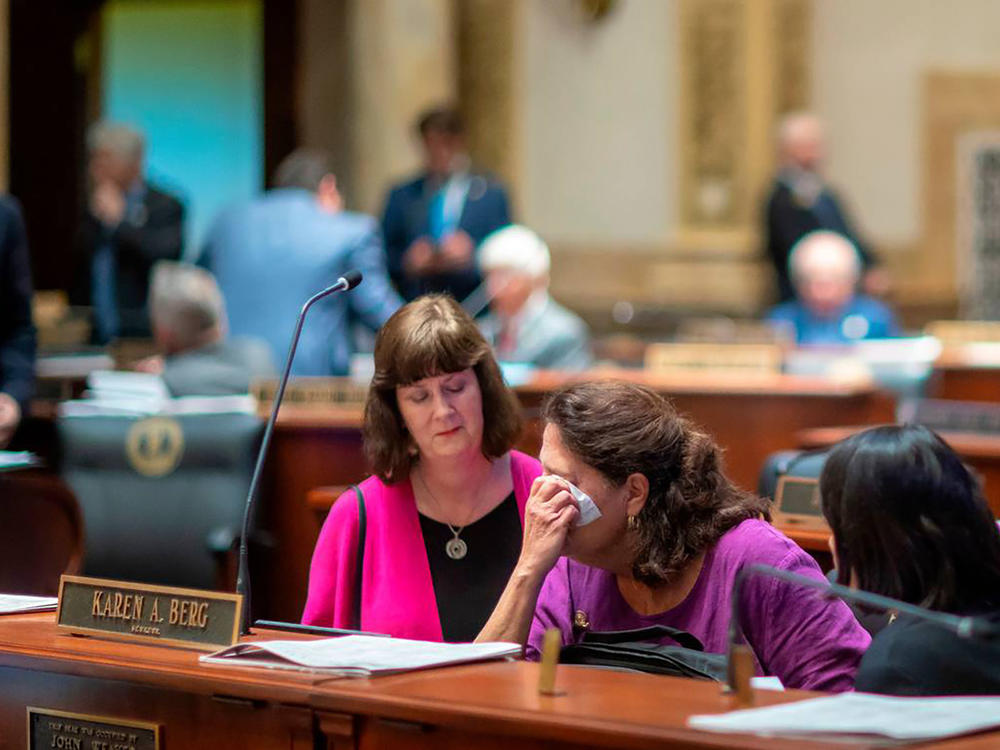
(773, 475), (830, 531)
(27, 708), (160, 750)
(56, 575), (241, 651)
(252, 376), (368, 406)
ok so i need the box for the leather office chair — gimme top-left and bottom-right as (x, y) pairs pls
(58, 413), (263, 591)
(0, 471), (83, 595)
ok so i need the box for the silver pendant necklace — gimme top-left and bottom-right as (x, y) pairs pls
(416, 469), (470, 560)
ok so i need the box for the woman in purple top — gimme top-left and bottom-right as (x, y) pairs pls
(478, 381), (870, 691)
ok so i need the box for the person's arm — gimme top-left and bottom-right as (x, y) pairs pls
(345, 219), (404, 332)
(302, 487), (363, 627)
(114, 192), (185, 264)
(477, 476), (578, 644)
(0, 198), (36, 411)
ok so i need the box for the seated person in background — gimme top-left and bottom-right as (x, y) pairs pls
(478, 225), (592, 371)
(764, 112), (885, 303)
(0, 196), (35, 448)
(767, 230), (900, 345)
(381, 106), (511, 304)
(303, 295), (543, 641)
(478, 381), (870, 691)
(821, 424), (1000, 696)
(136, 262), (274, 396)
(201, 149), (402, 376)
(72, 122), (185, 343)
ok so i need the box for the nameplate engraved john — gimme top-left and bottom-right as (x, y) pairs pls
(56, 575), (241, 651)
(27, 708), (159, 750)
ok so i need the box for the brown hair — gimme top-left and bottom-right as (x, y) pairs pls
(416, 106), (465, 138)
(363, 295), (522, 482)
(543, 381), (770, 586)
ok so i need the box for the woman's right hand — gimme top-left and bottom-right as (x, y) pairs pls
(516, 476), (579, 579)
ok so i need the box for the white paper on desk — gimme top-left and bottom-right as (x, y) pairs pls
(0, 451), (39, 471)
(200, 635), (522, 677)
(688, 692), (1000, 741)
(0, 594), (57, 614)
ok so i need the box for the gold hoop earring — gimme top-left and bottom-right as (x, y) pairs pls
(627, 515), (639, 531)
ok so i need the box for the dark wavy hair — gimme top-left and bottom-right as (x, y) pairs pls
(821, 424), (1000, 613)
(543, 381), (770, 586)
(363, 295), (522, 483)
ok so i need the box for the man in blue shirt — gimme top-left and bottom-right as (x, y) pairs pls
(767, 230), (900, 345)
(199, 150), (402, 376)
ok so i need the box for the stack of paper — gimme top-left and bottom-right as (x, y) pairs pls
(0, 594), (58, 614)
(200, 635), (522, 677)
(688, 693), (1000, 742)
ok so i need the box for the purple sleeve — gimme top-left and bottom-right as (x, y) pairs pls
(743, 544), (871, 691)
(525, 559), (575, 661)
(301, 488), (361, 627)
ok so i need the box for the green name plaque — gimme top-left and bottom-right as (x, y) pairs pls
(27, 708), (160, 750)
(56, 575), (242, 651)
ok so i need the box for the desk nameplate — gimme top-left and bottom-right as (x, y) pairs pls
(772, 476), (829, 532)
(27, 707), (160, 750)
(56, 575), (241, 651)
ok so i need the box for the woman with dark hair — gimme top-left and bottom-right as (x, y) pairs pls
(302, 295), (541, 641)
(821, 424), (1000, 695)
(479, 381), (870, 691)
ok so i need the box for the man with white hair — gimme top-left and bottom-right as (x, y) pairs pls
(72, 122), (185, 344)
(478, 225), (592, 370)
(767, 231), (899, 345)
(138, 262), (274, 396)
(764, 112), (883, 303)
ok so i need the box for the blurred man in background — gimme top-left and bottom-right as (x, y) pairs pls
(382, 106), (511, 304)
(72, 122), (185, 343)
(200, 149), (402, 376)
(763, 112), (885, 303)
(478, 224), (592, 370)
(135, 262), (273, 396)
(767, 231), (899, 345)
(0, 196), (35, 447)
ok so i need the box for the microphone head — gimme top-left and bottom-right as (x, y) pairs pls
(341, 270), (363, 290)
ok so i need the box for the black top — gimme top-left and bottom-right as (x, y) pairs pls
(0, 196), (36, 410)
(418, 492), (521, 642)
(855, 614), (1000, 696)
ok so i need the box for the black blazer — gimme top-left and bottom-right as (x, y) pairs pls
(71, 183), (185, 338)
(763, 179), (876, 303)
(0, 196), (36, 410)
(856, 614), (1000, 696)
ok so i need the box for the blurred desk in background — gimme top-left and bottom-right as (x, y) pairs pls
(259, 371), (894, 622)
(798, 425), (1000, 517)
(929, 345), (1000, 402)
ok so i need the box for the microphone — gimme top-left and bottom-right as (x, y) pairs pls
(725, 564), (1000, 694)
(235, 271), (363, 635)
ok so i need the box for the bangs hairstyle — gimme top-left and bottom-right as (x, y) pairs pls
(543, 381), (770, 586)
(363, 295), (522, 482)
(821, 424), (1000, 613)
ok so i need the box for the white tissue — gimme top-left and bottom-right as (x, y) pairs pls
(560, 479), (603, 527)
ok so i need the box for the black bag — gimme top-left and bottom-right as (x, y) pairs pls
(559, 625), (728, 682)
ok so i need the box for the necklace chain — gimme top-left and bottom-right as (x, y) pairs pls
(415, 468), (472, 560)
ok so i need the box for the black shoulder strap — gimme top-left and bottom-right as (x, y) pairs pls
(351, 484), (366, 631)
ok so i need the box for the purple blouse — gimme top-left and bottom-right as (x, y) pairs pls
(527, 519), (870, 692)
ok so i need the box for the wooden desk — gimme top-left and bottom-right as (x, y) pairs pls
(0, 613), (996, 749)
(929, 348), (1000, 402)
(798, 425), (1000, 517)
(259, 371), (894, 621)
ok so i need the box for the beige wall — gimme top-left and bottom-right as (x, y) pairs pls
(813, 0), (1000, 247)
(517, 0), (678, 245)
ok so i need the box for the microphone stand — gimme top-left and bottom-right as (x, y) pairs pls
(725, 564), (1000, 696)
(236, 271), (361, 635)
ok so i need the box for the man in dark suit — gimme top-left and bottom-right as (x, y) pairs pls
(763, 112), (886, 303)
(381, 106), (511, 303)
(72, 122), (185, 343)
(0, 196), (35, 448)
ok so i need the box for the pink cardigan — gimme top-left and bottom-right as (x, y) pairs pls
(302, 450), (542, 640)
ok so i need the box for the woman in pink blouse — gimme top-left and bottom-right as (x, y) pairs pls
(302, 295), (541, 641)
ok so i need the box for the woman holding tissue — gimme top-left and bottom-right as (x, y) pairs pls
(302, 295), (541, 641)
(478, 381), (870, 691)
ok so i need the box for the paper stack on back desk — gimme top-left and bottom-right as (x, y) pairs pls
(688, 693), (1000, 743)
(0, 594), (58, 615)
(200, 635), (522, 677)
